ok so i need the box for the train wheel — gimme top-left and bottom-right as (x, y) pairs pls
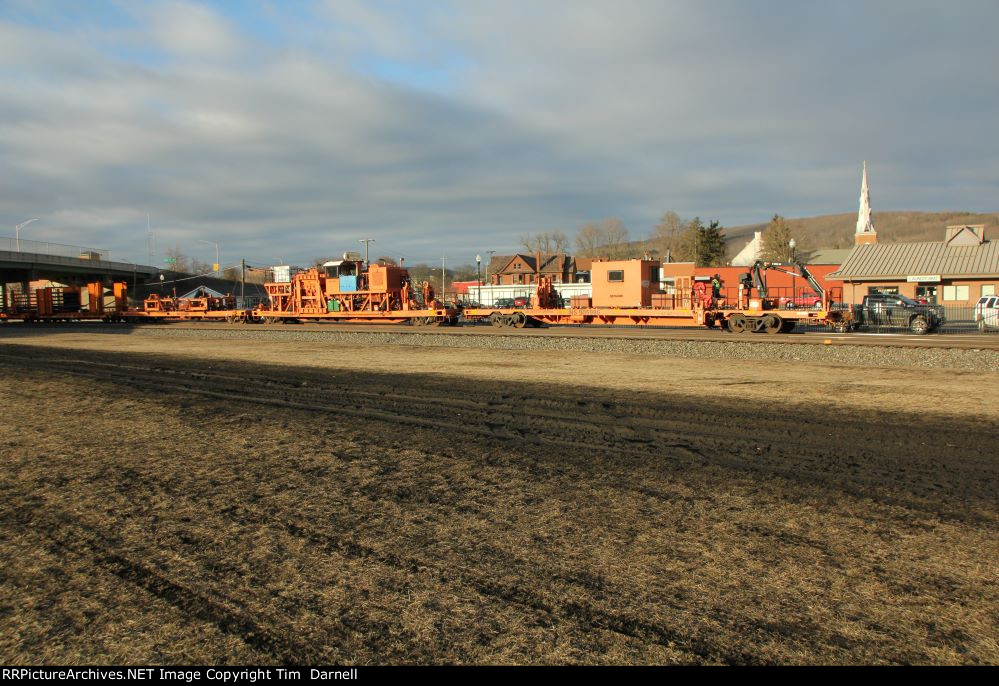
(489, 312), (504, 328)
(727, 315), (746, 333)
(510, 312), (527, 329)
(763, 314), (782, 334)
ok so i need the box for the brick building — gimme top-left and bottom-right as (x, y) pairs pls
(488, 253), (577, 285)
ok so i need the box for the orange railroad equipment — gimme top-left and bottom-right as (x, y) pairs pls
(254, 256), (460, 325)
(1, 281), (129, 322)
(128, 290), (250, 323)
(464, 258), (847, 333)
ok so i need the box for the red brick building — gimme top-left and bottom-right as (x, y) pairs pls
(489, 253), (577, 285)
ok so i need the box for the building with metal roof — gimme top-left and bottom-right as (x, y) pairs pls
(829, 225), (999, 304)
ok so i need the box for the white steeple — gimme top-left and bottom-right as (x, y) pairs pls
(856, 161), (874, 234)
(855, 161), (877, 244)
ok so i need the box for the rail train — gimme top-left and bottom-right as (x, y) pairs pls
(0, 254), (851, 333)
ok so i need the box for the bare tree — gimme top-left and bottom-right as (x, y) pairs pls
(649, 211), (687, 260)
(550, 230), (569, 252)
(520, 230), (570, 254)
(191, 258), (214, 275)
(601, 218), (630, 258)
(163, 246), (190, 273)
(575, 222), (603, 257)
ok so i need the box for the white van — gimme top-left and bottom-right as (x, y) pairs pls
(975, 296), (999, 331)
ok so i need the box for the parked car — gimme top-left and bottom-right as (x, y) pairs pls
(852, 293), (943, 334)
(779, 292), (822, 309)
(975, 296), (999, 331)
(512, 296), (530, 308)
(493, 298), (515, 309)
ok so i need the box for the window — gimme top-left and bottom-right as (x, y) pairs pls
(943, 285), (969, 301)
(608, 270), (624, 282)
(514, 263), (521, 270)
(983, 285), (996, 297)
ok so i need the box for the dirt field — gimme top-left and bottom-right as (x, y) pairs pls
(1, 332), (997, 664)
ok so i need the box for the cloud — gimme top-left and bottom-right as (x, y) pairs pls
(0, 0), (997, 266)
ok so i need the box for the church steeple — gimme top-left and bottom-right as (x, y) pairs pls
(855, 161), (877, 245)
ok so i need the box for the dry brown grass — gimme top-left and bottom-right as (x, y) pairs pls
(0, 344), (996, 664)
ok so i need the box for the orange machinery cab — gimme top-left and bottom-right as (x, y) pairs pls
(590, 259), (661, 308)
(320, 259), (405, 296)
(318, 257), (412, 312)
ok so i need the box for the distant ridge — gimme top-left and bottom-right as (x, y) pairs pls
(724, 211), (999, 257)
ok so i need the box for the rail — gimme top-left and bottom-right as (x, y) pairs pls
(0, 236), (111, 261)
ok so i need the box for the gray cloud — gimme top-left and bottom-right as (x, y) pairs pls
(1, 0), (997, 267)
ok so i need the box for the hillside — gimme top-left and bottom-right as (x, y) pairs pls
(723, 211), (999, 257)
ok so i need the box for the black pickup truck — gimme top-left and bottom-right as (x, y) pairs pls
(852, 294), (944, 334)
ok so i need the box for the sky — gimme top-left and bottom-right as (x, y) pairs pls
(1, 0), (997, 268)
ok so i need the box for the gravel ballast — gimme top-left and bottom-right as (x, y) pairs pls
(108, 326), (999, 372)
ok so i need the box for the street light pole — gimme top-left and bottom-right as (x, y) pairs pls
(359, 238), (375, 267)
(198, 239), (219, 273)
(15, 218), (39, 252)
(476, 254), (482, 304)
(789, 238), (797, 305)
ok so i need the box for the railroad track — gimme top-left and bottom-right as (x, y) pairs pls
(3, 319), (998, 349)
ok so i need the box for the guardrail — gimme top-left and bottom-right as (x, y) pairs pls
(0, 236), (109, 261)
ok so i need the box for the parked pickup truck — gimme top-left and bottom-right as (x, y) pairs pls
(852, 293), (944, 334)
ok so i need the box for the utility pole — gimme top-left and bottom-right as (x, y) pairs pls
(359, 238), (375, 266)
(241, 259), (246, 307)
(441, 254), (447, 302)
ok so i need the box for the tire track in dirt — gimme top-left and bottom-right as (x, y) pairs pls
(1, 507), (326, 664)
(3, 349), (995, 526)
(17, 465), (756, 664)
(4, 347), (997, 663)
